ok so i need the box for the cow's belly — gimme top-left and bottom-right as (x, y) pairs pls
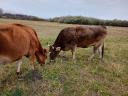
(77, 42), (90, 48)
(62, 44), (75, 51)
(63, 47), (71, 51)
(0, 55), (12, 64)
(77, 40), (97, 48)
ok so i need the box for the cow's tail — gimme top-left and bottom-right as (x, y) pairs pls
(102, 42), (104, 58)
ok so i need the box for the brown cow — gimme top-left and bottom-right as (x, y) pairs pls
(0, 23), (47, 75)
(49, 25), (107, 62)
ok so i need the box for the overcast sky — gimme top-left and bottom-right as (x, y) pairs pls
(0, 0), (128, 20)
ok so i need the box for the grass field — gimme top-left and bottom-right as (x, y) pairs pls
(0, 18), (128, 96)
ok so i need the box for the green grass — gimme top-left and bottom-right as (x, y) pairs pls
(0, 18), (128, 96)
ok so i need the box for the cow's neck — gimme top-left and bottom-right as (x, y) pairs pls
(53, 43), (61, 48)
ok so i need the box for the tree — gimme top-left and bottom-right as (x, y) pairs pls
(0, 8), (3, 16)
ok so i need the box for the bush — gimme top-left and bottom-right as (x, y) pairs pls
(49, 16), (128, 27)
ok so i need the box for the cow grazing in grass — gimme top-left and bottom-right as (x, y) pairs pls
(49, 25), (107, 62)
(0, 23), (47, 75)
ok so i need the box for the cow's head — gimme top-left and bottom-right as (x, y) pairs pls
(36, 48), (48, 65)
(49, 45), (61, 61)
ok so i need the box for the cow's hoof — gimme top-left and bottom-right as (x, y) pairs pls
(16, 72), (22, 78)
(87, 57), (93, 61)
(100, 59), (104, 63)
(72, 60), (76, 64)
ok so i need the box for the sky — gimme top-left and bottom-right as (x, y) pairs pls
(0, 0), (128, 20)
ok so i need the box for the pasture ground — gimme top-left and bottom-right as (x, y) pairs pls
(0, 18), (128, 96)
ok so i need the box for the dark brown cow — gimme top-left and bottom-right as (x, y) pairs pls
(0, 23), (47, 75)
(49, 25), (107, 61)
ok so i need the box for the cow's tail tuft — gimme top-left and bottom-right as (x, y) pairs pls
(102, 43), (104, 58)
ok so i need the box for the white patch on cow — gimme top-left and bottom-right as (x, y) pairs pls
(0, 56), (12, 64)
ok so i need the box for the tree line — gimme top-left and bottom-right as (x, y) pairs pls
(49, 16), (128, 27)
(0, 8), (46, 21)
(0, 8), (128, 27)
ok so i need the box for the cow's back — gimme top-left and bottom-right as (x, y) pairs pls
(54, 26), (107, 50)
(14, 24), (44, 56)
(76, 26), (107, 47)
(13, 24), (41, 51)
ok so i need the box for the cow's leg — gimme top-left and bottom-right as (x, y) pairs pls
(98, 43), (104, 59)
(71, 45), (77, 62)
(29, 55), (36, 70)
(16, 58), (22, 76)
(62, 51), (66, 58)
(61, 51), (66, 63)
(89, 42), (103, 60)
(88, 45), (99, 60)
(89, 42), (104, 60)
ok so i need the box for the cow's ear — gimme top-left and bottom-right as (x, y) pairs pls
(56, 47), (61, 51)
